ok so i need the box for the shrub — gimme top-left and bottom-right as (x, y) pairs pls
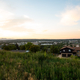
(70, 55), (78, 59)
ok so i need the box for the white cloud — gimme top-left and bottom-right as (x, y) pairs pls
(58, 6), (80, 26)
(0, 1), (33, 31)
(0, 9), (14, 27)
(23, 15), (30, 18)
(0, 9), (45, 36)
(0, 7), (34, 32)
(0, 1), (47, 38)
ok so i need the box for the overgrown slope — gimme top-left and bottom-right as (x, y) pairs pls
(0, 50), (80, 80)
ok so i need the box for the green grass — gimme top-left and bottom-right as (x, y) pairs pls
(0, 50), (80, 80)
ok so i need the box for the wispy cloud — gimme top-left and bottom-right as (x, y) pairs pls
(1, 16), (33, 28)
(0, 9), (34, 32)
(23, 15), (30, 18)
(0, 9), (14, 26)
(0, 0), (44, 34)
(0, 4), (45, 38)
(57, 6), (80, 26)
(0, 1), (34, 33)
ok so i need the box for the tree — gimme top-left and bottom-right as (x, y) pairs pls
(15, 43), (20, 50)
(29, 45), (40, 53)
(2, 44), (16, 50)
(20, 45), (25, 50)
(25, 42), (33, 50)
(2, 44), (9, 50)
(42, 46), (47, 52)
(50, 45), (59, 53)
(40, 45), (50, 52)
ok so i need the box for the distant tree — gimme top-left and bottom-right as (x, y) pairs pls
(42, 46), (47, 52)
(40, 45), (50, 52)
(2, 44), (9, 50)
(29, 45), (40, 53)
(50, 43), (64, 54)
(70, 43), (73, 47)
(25, 42), (33, 50)
(2, 44), (16, 50)
(67, 42), (69, 46)
(9, 44), (16, 50)
(15, 43), (20, 50)
(50, 45), (59, 53)
(20, 45), (25, 50)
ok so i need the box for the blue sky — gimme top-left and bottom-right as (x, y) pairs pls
(0, 0), (80, 39)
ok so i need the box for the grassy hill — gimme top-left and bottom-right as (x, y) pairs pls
(0, 50), (80, 80)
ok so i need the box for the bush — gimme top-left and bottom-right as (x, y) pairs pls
(70, 55), (78, 59)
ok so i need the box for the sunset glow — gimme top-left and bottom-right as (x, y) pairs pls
(0, 0), (80, 39)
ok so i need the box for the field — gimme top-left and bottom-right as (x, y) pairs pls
(0, 50), (80, 80)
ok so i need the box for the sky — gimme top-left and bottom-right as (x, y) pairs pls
(0, 0), (80, 39)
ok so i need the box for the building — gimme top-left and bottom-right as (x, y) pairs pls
(60, 46), (80, 57)
(76, 44), (79, 47)
(41, 43), (53, 45)
(31, 42), (38, 45)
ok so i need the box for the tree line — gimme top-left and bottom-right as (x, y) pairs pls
(2, 42), (64, 53)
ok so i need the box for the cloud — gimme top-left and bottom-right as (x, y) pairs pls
(6, 26), (34, 32)
(43, 30), (48, 32)
(0, 0), (48, 38)
(0, 9), (44, 35)
(0, 9), (14, 26)
(58, 6), (80, 26)
(0, 1), (34, 33)
(0, 7), (34, 32)
(0, 10), (34, 32)
(23, 15), (30, 18)
(0, 8), (45, 35)
(1, 16), (33, 28)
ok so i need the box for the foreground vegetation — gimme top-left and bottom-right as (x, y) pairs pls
(0, 50), (80, 80)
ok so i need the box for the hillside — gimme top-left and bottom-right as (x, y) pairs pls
(0, 50), (80, 80)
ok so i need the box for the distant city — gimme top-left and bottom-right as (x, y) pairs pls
(0, 39), (80, 50)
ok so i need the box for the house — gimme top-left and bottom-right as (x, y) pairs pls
(74, 47), (80, 56)
(60, 46), (80, 57)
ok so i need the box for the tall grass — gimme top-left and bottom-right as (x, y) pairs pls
(0, 50), (80, 80)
